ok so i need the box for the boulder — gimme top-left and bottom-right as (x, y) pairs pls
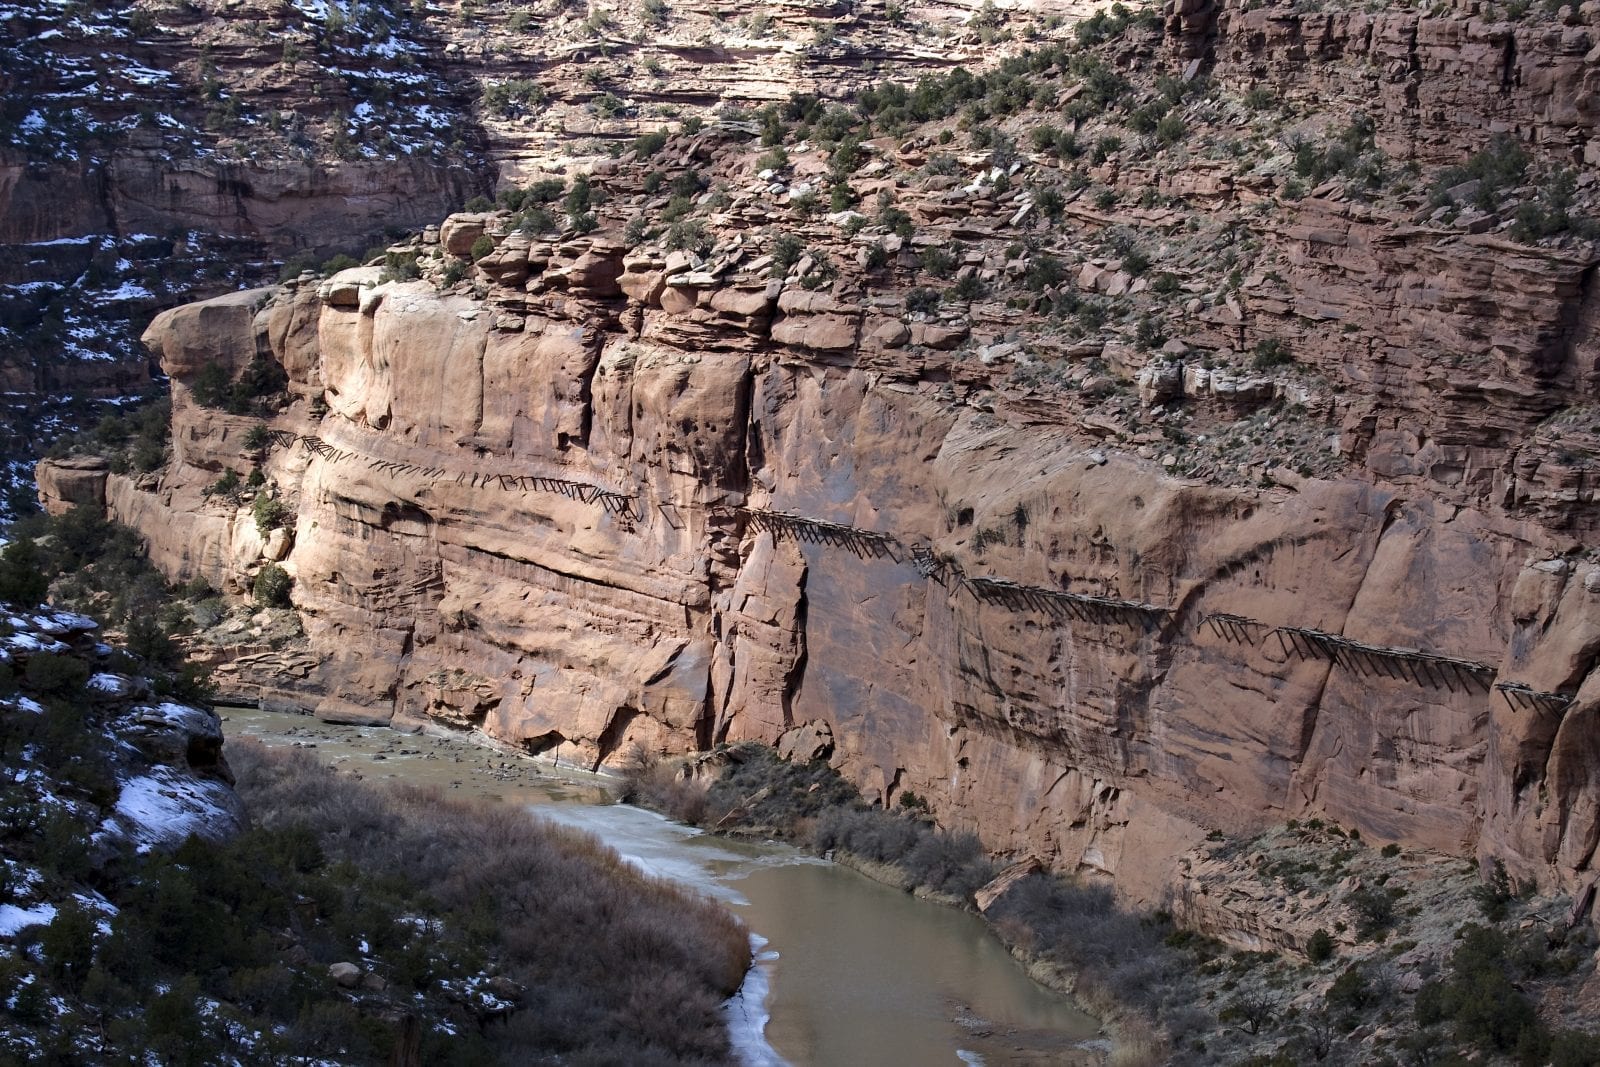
(35, 456), (108, 515)
(440, 212), (495, 257)
(328, 962), (362, 988)
(776, 719), (834, 763)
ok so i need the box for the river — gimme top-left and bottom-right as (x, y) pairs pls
(221, 708), (1105, 1066)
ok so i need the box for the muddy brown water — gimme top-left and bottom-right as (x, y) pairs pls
(222, 707), (1105, 1066)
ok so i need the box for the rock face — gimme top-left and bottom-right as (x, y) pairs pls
(38, 0), (1600, 909)
(0, 0), (1090, 506)
(75, 248), (1600, 907)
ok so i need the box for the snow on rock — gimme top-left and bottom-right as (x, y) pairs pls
(122, 701), (224, 767)
(88, 672), (134, 697)
(3, 631), (68, 654)
(137, 701), (223, 738)
(12, 610), (98, 636)
(2, 610), (99, 657)
(0, 902), (58, 938)
(107, 766), (245, 853)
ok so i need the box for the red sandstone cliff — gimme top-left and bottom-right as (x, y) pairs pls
(38, 0), (1600, 911)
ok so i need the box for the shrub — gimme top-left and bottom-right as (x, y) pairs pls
(125, 615), (179, 668)
(1291, 114), (1385, 191)
(378, 251), (420, 283)
(769, 233), (805, 277)
(1074, 3), (1137, 45)
(876, 197), (915, 238)
(253, 563), (292, 608)
(39, 901), (96, 994)
(1030, 124), (1063, 154)
(0, 538), (51, 606)
(516, 207), (555, 235)
(524, 178), (566, 204)
(469, 234), (496, 261)
(1252, 338), (1294, 369)
(463, 195), (493, 212)
(665, 219), (710, 255)
(1510, 167), (1600, 242)
(1423, 925), (1541, 1052)
(631, 129), (669, 158)
(905, 287), (940, 315)
(242, 423), (271, 452)
(1348, 885), (1397, 938)
(950, 273), (988, 302)
(189, 362), (233, 408)
(191, 359), (287, 415)
(230, 741), (752, 1063)
(481, 79), (544, 118)
(1430, 133), (1528, 210)
(1243, 86), (1275, 111)
(1220, 992), (1275, 1035)
(1325, 963), (1374, 1012)
(1134, 314), (1166, 350)
(24, 653), (90, 698)
(756, 146), (789, 172)
(1306, 928), (1335, 963)
(252, 493), (292, 537)
(920, 246), (959, 278)
(1034, 186), (1065, 220)
(564, 175), (593, 219)
(1474, 859), (1514, 921)
(207, 468), (242, 498)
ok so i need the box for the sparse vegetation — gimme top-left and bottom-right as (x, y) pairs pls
(1291, 114), (1386, 192)
(252, 562), (293, 608)
(0, 705), (750, 1065)
(1252, 338), (1294, 369)
(482, 78), (545, 119)
(188, 357), (289, 415)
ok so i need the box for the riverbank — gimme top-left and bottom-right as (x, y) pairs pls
(625, 744), (1180, 1066)
(220, 713), (1600, 1067)
(227, 739), (752, 1063)
(627, 743), (1600, 1067)
(224, 708), (1105, 1066)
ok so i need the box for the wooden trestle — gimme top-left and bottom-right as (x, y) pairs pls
(249, 434), (1563, 706)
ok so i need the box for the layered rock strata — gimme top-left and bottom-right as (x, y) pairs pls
(40, 0), (1600, 911)
(71, 242), (1600, 908)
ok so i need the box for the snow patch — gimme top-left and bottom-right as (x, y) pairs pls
(109, 767), (242, 852)
(0, 902), (57, 937)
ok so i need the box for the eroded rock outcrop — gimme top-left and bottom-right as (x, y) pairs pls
(40, 0), (1600, 910)
(60, 238), (1599, 907)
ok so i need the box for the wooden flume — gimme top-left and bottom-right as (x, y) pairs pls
(260, 430), (634, 519)
(738, 507), (900, 560)
(1269, 624), (1495, 694)
(1202, 612), (1267, 646)
(1494, 681), (1573, 714)
(256, 431), (1559, 706)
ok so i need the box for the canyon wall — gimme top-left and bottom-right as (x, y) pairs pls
(37, 0), (1600, 913)
(86, 257), (1600, 909)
